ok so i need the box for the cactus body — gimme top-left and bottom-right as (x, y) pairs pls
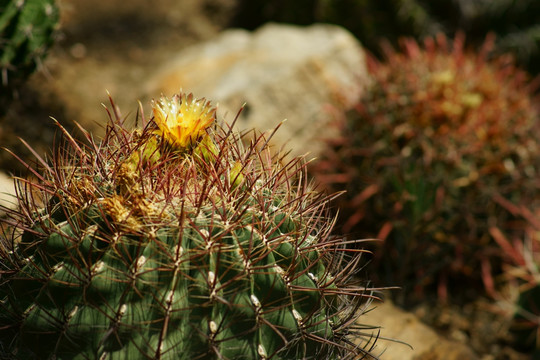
(0, 94), (376, 359)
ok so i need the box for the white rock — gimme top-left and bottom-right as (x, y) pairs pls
(0, 172), (16, 215)
(147, 23), (370, 158)
(361, 301), (479, 360)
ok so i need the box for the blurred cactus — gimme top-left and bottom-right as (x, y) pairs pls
(0, 0), (59, 108)
(490, 199), (540, 355)
(512, 286), (540, 355)
(0, 93), (379, 359)
(313, 33), (540, 302)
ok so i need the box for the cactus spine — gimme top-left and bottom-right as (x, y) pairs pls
(0, 93), (378, 359)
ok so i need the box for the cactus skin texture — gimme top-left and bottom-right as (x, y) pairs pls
(0, 94), (378, 359)
(0, 0), (58, 88)
(314, 33), (540, 302)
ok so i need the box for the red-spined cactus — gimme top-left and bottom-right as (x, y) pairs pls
(0, 93), (379, 359)
(489, 198), (540, 355)
(314, 33), (540, 302)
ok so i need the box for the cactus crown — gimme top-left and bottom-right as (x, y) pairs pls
(0, 94), (379, 359)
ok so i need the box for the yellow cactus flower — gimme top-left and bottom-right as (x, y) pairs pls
(153, 93), (216, 148)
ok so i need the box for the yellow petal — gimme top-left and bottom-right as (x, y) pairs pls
(152, 93), (216, 149)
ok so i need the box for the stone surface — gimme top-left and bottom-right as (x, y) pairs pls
(363, 301), (479, 360)
(147, 23), (370, 158)
(0, 172), (16, 214)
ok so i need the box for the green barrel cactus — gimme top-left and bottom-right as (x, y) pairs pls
(0, 0), (58, 91)
(0, 93), (378, 359)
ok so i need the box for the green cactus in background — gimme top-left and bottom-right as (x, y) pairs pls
(0, 0), (59, 103)
(0, 93), (379, 359)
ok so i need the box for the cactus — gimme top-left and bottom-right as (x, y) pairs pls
(0, 93), (379, 359)
(512, 286), (540, 355)
(490, 200), (540, 355)
(313, 33), (540, 302)
(0, 0), (59, 99)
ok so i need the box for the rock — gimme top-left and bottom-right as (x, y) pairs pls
(0, 172), (16, 214)
(362, 301), (479, 360)
(147, 23), (370, 158)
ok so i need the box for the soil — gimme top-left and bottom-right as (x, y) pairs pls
(0, 1), (534, 359)
(413, 298), (530, 359)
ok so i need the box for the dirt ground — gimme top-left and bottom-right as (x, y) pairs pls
(0, 1), (534, 359)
